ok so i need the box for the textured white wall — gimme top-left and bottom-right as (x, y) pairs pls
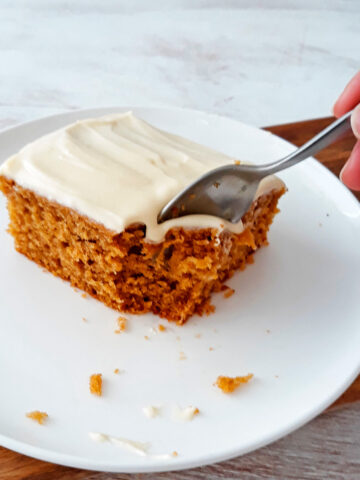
(0, 0), (358, 128)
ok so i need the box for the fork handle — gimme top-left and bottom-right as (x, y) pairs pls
(263, 109), (354, 174)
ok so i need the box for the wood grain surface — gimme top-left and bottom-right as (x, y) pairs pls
(1, 117), (359, 480)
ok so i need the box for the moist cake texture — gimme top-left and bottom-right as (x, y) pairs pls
(216, 374), (254, 393)
(0, 112), (285, 323)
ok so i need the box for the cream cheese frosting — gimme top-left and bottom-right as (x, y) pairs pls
(88, 431), (177, 459)
(0, 112), (284, 242)
(172, 405), (199, 422)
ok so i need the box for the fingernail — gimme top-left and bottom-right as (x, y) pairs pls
(351, 105), (360, 139)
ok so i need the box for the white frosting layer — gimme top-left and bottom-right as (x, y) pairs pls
(0, 112), (284, 242)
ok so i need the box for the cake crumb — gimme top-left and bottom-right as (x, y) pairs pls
(234, 160), (241, 165)
(176, 336), (181, 341)
(113, 368), (125, 374)
(214, 181), (220, 188)
(81, 293), (88, 299)
(158, 324), (166, 332)
(82, 317), (87, 322)
(275, 375), (279, 378)
(142, 405), (160, 418)
(173, 405), (199, 421)
(179, 351), (187, 360)
(224, 288), (235, 298)
(172, 451), (178, 457)
(195, 333), (201, 339)
(216, 374), (253, 393)
(90, 373), (102, 396)
(144, 335), (149, 340)
(266, 329), (271, 334)
(115, 316), (127, 334)
(209, 347), (214, 351)
(26, 410), (48, 425)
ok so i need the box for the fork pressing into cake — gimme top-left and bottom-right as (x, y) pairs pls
(158, 110), (353, 224)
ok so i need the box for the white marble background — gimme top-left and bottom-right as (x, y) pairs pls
(0, 0), (359, 130)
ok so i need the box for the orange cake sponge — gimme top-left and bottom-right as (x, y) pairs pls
(0, 176), (284, 323)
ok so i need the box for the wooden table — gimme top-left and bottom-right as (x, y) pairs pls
(1, 117), (359, 479)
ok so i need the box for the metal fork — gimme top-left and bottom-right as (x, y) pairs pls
(158, 110), (353, 224)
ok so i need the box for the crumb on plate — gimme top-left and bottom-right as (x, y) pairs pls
(223, 287), (235, 298)
(142, 405), (160, 418)
(114, 316), (127, 334)
(90, 373), (102, 396)
(158, 324), (166, 332)
(216, 374), (253, 393)
(26, 410), (48, 425)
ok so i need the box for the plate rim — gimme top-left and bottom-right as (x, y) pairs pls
(0, 105), (359, 473)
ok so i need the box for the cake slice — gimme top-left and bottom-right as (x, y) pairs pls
(0, 112), (285, 324)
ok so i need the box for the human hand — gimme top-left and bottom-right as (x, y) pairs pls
(333, 71), (360, 190)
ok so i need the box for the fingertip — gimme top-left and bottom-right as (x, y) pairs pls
(332, 100), (343, 118)
(339, 141), (360, 191)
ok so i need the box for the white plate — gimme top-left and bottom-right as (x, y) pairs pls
(0, 107), (360, 473)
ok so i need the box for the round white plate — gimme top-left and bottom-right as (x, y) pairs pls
(0, 107), (359, 473)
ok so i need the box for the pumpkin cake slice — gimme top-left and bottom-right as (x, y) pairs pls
(0, 112), (285, 324)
